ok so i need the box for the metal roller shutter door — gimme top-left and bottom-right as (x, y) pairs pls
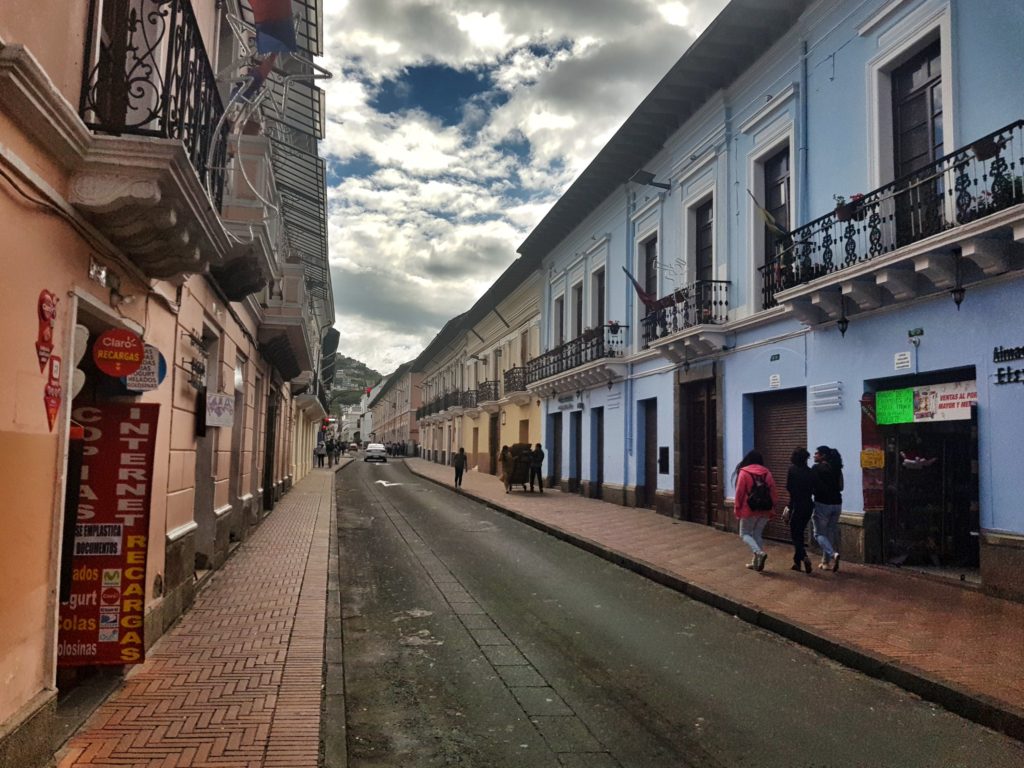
(753, 388), (807, 542)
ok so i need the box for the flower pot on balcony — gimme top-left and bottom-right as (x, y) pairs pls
(970, 136), (1003, 162)
(835, 203), (856, 222)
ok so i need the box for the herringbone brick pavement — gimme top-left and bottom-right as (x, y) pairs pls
(405, 457), (1024, 737)
(55, 469), (334, 768)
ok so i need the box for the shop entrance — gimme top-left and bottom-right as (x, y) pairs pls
(682, 379), (719, 526)
(882, 417), (979, 570)
(752, 387), (807, 541)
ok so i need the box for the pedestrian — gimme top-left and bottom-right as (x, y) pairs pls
(315, 441), (326, 468)
(453, 447), (467, 488)
(499, 445), (513, 493)
(529, 443), (545, 493)
(812, 445), (844, 571)
(785, 447), (815, 574)
(732, 449), (777, 571)
(333, 440), (342, 465)
(326, 437), (335, 467)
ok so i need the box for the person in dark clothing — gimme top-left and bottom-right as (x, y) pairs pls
(812, 445), (844, 571)
(452, 447), (467, 488)
(786, 447), (815, 574)
(529, 443), (545, 493)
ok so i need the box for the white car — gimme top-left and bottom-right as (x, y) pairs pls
(363, 443), (387, 463)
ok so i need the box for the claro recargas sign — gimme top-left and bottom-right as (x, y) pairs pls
(92, 328), (144, 377)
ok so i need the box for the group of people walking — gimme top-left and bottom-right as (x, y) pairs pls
(451, 443), (546, 493)
(732, 445), (844, 573)
(314, 438), (345, 467)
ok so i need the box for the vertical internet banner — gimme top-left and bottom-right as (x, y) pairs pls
(59, 403), (160, 666)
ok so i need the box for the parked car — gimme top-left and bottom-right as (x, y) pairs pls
(364, 443), (387, 463)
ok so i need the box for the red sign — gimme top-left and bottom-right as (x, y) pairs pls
(35, 289), (58, 372)
(92, 328), (144, 377)
(44, 356), (63, 431)
(59, 403), (159, 667)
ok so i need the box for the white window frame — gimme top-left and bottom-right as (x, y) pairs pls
(682, 184), (716, 289)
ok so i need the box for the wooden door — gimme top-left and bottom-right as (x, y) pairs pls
(569, 410), (582, 493)
(592, 407), (604, 499)
(643, 400), (657, 508)
(489, 413), (499, 475)
(549, 412), (562, 487)
(684, 380), (718, 525)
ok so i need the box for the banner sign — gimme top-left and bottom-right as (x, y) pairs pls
(59, 403), (159, 666)
(876, 380), (977, 425)
(206, 392), (235, 427)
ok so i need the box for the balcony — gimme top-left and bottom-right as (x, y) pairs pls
(444, 390), (463, 414)
(259, 266), (314, 381)
(641, 280), (730, 362)
(762, 120), (1024, 324)
(71, 0), (230, 280)
(526, 326), (626, 394)
(461, 389), (480, 418)
(503, 366), (531, 406)
(477, 380), (501, 413)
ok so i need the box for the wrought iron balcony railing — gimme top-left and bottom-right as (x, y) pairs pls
(461, 390), (478, 409)
(526, 326), (625, 384)
(79, 0), (228, 209)
(478, 380), (500, 403)
(504, 366), (527, 395)
(444, 390), (462, 410)
(760, 120), (1024, 308)
(640, 280), (730, 348)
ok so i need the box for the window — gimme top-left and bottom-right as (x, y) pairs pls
(520, 330), (530, 367)
(762, 147), (790, 266)
(892, 41), (942, 179)
(643, 237), (658, 297)
(592, 268), (606, 328)
(554, 295), (565, 346)
(571, 283), (583, 338)
(695, 200), (713, 283)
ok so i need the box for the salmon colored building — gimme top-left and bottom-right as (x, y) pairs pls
(0, 1), (332, 764)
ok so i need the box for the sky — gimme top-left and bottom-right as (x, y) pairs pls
(318, 0), (729, 375)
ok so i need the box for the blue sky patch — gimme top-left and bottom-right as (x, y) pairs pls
(371, 64), (491, 126)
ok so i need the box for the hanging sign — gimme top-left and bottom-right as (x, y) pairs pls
(35, 289), (59, 372)
(59, 403), (159, 667)
(44, 356), (63, 431)
(124, 345), (167, 392)
(92, 328), (144, 377)
(206, 392), (235, 427)
(876, 380), (977, 424)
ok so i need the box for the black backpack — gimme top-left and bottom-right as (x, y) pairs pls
(746, 471), (773, 511)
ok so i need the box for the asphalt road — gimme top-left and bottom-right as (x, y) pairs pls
(334, 459), (1024, 768)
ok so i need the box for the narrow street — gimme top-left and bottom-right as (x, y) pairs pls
(335, 461), (1024, 768)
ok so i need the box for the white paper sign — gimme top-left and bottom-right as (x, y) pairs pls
(206, 392), (235, 428)
(769, 374), (781, 389)
(894, 351), (912, 370)
(124, 344), (164, 391)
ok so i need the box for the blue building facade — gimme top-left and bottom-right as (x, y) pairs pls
(520, 0), (1024, 600)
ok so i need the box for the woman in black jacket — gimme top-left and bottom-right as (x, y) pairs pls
(811, 445), (844, 571)
(786, 447), (814, 574)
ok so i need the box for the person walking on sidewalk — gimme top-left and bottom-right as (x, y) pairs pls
(786, 447), (815, 574)
(733, 449), (777, 571)
(812, 445), (844, 572)
(453, 447), (467, 489)
(315, 441), (326, 468)
(529, 443), (545, 493)
(499, 445), (513, 493)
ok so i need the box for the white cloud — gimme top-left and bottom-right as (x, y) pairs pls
(320, 0), (730, 372)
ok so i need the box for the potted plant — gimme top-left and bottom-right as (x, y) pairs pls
(970, 135), (1005, 162)
(834, 193), (865, 222)
(607, 321), (622, 334)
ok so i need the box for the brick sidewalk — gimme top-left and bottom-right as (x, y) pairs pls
(405, 457), (1024, 740)
(54, 467), (338, 768)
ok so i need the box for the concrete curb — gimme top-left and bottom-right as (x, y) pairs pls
(409, 464), (1024, 743)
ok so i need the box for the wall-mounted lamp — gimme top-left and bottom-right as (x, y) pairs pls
(629, 169), (671, 191)
(837, 298), (849, 338)
(950, 253), (966, 309)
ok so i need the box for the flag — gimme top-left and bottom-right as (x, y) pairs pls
(621, 266), (659, 311)
(746, 189), (790, 238)
(251, 0), (297, 54)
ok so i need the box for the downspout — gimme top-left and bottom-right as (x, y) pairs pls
(623, 185), (635, 492)
(799, 38), (810, 226)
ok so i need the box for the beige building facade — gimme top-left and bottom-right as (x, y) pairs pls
(0, 2), (332, 764)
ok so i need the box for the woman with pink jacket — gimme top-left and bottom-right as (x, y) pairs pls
(732, 449), (778, 571)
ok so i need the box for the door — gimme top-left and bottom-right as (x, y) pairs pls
(752, 388), (807, 541)
(892, 41), (943, 245)
(489, 413), (499, 475)
(519, 419), (530, 445)
(882, 415), (979, 569)
(642, 399), (657, 509)
(549, 412), (562, 488)
(683, 380), (718, 525)
(592, 407), (604, 499)
(569, 410), (582, 493)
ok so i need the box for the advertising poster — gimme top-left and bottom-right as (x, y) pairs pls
(58, 403), (159, 667)
(876, 380), (977, 425)
(206, 392), (235, 427)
